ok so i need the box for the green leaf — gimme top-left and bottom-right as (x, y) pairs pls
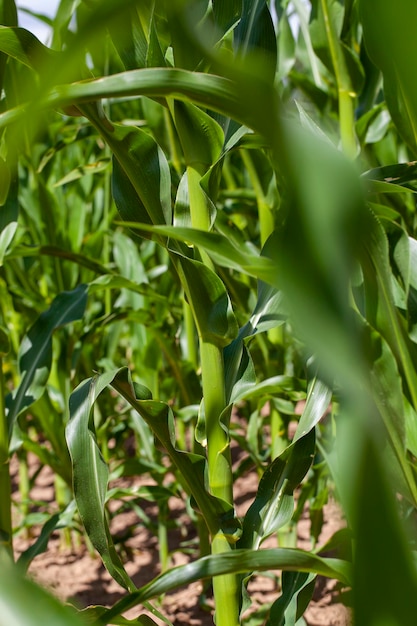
(90, 547), (350, 624)
(234, 0), (277, 83)
(170, 100), (224, 170)
(16, 501), (77, 573)
(359, 0), (417, 152)
(239, 430), (316, 549)
(66, 374), (135, 591)
(213, 0), (242, 34)
(53, 158), (110, 186)
(0, 557), (88, 626)
(175, 253), (238, 347)
(0, 26), (56, 69)
(293, 376), (332, 443)
(0, 325), (9, 356)
(224, 280), (286, 402)
(109, 367), (232, 534)
(352, 436), (417, 626)
(6, 284), (88, 437)
(117, 223), (277, 283)
(309, 0), (363, 94)
(267, 571), (316, 626)
(80, 105), (171, 227)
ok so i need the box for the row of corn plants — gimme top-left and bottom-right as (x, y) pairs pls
(1, 0), (417, 624)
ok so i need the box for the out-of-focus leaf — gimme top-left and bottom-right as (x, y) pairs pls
(213, 0), (242, 34)
(0, 326), (9, 356)
(239, 430), (315, 549)
(66, 374), (135, 591)
(0, 557), (88, 626)
(271, 122), (366, 392)
(16, 501), (77, 573)
(6, 284), (88, 437)
(0, 26), (56, 69)
(53, 158), (110, 186)
(352, 436), (417, 626)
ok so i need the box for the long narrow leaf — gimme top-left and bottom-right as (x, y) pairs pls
(6, 284), (87, 437)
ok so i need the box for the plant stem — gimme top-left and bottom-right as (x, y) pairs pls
(185, 160), (240, 624)
(0, 357), (13, 559)
(241, 150), (274, 247)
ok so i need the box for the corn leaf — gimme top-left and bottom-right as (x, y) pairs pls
(239, 430), (316, 549)
(352, 436), (417, 625)
(80, 109), (172, 227)
(6, 284), (88, 438)
(0, 558), (88, 626)
(267, 571), (316, 626)
(66, 374), (135, 591)
(360, 0), (417, 153)
(0, 26), (56, 69)
(88, 546), (350, 625)
(175, 254), (238, 347)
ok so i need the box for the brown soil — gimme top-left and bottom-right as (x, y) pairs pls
(11, 452), (351, 626)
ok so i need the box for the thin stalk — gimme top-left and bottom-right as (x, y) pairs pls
(240, 150), (274, 247)
(320, 0), (356, 158)
(0, 357), (13, 559)
(270, 407), (287, 460)
(157, 500), (170, 573)
(17, 451), (30, 539)
(183, 299), (198, 369)
(103, 38), (112, 317)
(164, 106), (182, 177)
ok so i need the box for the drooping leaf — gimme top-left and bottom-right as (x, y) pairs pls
(66, 374), (135, 591)
(80, 104), (172, 227)
(267, 571), (316, 626)
(293, 376), (332, 443)
(0, 26), (57, 70)
(88, 546), (350, 625)
(175, 253), (238, 347)
(239, 430), (316, 549)
(117, 222), (277, 283)
(6, 284), (88, 438)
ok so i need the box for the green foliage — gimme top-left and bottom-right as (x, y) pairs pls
(0, 0), (417, 624)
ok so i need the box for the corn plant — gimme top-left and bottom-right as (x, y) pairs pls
(2, 0), (417, 625)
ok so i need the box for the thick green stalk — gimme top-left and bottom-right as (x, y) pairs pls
(0, 357), (12, 559)
(186, 163), (240, 625)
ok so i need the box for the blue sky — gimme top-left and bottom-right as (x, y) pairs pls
(17, 0), (60, 42)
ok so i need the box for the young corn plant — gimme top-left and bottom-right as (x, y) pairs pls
(2, 0), (417, 625)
